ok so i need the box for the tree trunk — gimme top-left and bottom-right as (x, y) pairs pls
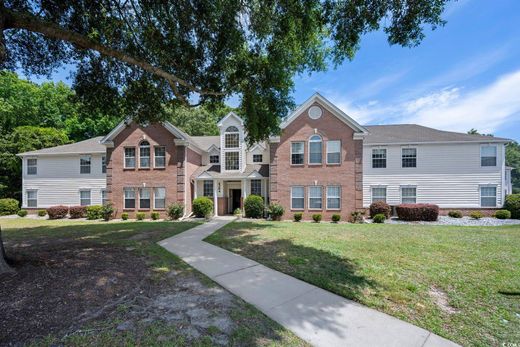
(0, 226), (14, 274)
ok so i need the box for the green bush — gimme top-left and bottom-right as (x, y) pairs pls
(37, 209), (46, 217)
(86, 205), (103, 220)
(293, 212), (303, 222)
(151, 211), (160, 220)
(312, 214), (322, 223)
(193, 197), (213, 218)
(331, 214), (341, 223)
(0, 198), (20, 216)
(470, 211), (483, 220)
(101, 203), (115, 221)
(373, 213), (386, 223)
(121, 212), (129, 220)
(244, 195), (264, 218)
(504, 194), (520, 219)
(167, 202), (184, 220)
(349, 211), (364, 224)
(233, 208), (242, 216)
(17, 209), (28, 217)
(494, 210), (511, 219)
(268, 203), (284, 221)
(448, 210), (463, 218)
(136, 212), (146, 221)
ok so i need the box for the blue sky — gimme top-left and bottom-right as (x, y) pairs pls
(24, 0), (520, 141)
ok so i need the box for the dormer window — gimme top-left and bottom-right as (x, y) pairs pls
(210, 155), (219, 164)
(225, 126), (239, 148)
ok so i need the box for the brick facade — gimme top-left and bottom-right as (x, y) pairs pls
(270, 102), (363, 221)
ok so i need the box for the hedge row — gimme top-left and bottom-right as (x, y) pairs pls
(396, 204), (439, 221)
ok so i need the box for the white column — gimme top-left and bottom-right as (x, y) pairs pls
(194, 179), (198, 199)
(213, 179), (218, 216)
(242, 179), (247, 201)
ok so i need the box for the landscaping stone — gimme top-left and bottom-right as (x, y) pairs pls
(367, 216), (520, 226)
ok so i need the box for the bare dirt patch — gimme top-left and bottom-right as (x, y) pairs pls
(429, 286), (459, 315)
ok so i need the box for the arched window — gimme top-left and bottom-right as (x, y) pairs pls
(226, 126), (239, 132)
(309, 135), (322, 164)
(139, 140), (150, 168)
(224, 126), (239, 148)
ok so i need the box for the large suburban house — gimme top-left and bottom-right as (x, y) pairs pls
(17, 93), (513, 219)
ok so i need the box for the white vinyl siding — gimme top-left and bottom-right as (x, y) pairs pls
(308, 186), (323, 209)
(291, 186), (304, 210)
(326, 186), (341, 209)
(326, 141), (341, 164)
(27, 158), (37, 175)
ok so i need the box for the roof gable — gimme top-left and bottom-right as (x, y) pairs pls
(217, 112), (244, 127)
(101, 118), (190, 145)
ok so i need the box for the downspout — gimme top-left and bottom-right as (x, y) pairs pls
(182, 145), (188, 218)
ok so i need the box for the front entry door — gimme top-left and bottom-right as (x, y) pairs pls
(231, 189), (242, 212)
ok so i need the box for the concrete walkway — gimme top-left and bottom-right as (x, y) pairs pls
(159, 217), (459, 347)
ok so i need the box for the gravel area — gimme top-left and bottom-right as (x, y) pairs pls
(367, 216), (520, 226)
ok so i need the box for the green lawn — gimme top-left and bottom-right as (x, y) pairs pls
(205, 221), (520, 347)
(1, 218), (306, 347)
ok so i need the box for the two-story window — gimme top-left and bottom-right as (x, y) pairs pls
(402, 148), (417, 168)
(326, 141), (341, 164)
(154, 187), (166, 209)
(481, 145), (497, 166)
(224, 126), (239, 148)
(203, 180), (214, 197)
(326, 186), (341, 209)
(372, 149), (386, 168)
(79, 190), (91, 206)
(291, 142), (304, 165)
(26, 190), (37, 207)
(308, 186), (323, 209)
(291, 186), (305, 210)
(139, 141), (151, 168)
(401, 186), (417, 203)
(371, 187), (387, 203)
(101, 156), (107, 173)
(80, 155), (91, 174)
(253, 154), (263, 163)
(27, 158), (37, 175)
(224, 126), (240, 170)
(225, 152), (239, 170)
(209, 155), (219, 164)
(251, 179), (262, 196)
(480, 186), (497, 207)
(125, 148), (136, 168)
(124, 188), (136, 209)
(309, 135), (322, 164)
(139, 188), (151, 208)
(154, 146), (166, 168)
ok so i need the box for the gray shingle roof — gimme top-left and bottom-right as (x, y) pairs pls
(17, 137), (106, 156)
(190, 136), (220, 150)
(191, 164), (269, 179)
(363, 124), (510, 145)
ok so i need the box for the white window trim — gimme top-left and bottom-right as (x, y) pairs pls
(290, 141), (305, 166)
(252, 154), (263, 163)
(400, 185), (417, 204)
(27, 157), (37, 175)
(209, 154), (220, 164)
(251, 179), (262, 196)
(224, 129), (240, 149)
(101, 155), (107, 173)
(124, 147), (136, 169)
(80, 155), (92, 174)
(372, 148), (387, 169)
(480, 144), (498, 167)
(153, 187), (166, 209)
(326, 185), (341, 210)
(401, 147), (417, 168)
(26, 189), (38, 208)
(139, 187), (151, 209)
(224, 151), (240, 171)
(371, 185), (387, 203)
(479, 184), (497, 208)
(101, 189), (107, 205)
(308, 185), (323, 210)
(154, 146), (166, 168)
(79, 189), (91, 206)
(139, 141), (151, 169)
(308, 135), (323, 165)
(290, 186), (305, 210)
(124, 187), (136, 209)
(326, 140), (341, 165)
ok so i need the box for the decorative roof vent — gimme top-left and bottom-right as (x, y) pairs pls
(308, 105), (322, 120)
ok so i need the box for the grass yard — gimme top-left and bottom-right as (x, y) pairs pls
(205, 221), (520, 347)
(0, 218), (306, 347)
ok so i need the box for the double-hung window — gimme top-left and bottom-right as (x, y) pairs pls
(27, 158), (37, 175)
(401, 187), (417, 204)
(326, 141), (341, 164)
(402, 148), (417, 168)
(308, 186), (323, 209)
(480, 186), (497, 207)
(125, 148), (136, 168)
(291, 186), (304, 210)
(139, 141), (150, 168)
(124, 188), (135, 209)
(372, 149), (386, 168)
(251, 179), (262, 196)
(154, 146), (166, 168)
(309, 135), (322, 164)
(80, 190), (91, 206)
(371, 187), (387, 203)
(326, 186), (341, 209)
(154, 187), (166, 209)
(80, 155), (91, 174)
(253, 154), (263, 163)
(203, 180), (214, 197)
(26, 190), (37, 207)
(291, 142), (304, 165)
(139, 188), (151, 209)
(101, 156), (107, 173)
(209, 155), (219, 164)
(101, 189), (107, 205)
(481, 145), (497, 167)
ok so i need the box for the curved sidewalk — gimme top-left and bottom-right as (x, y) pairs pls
(159, 217), (459, 347)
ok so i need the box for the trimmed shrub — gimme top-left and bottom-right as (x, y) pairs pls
(504, 194), (520, 219)
(47, 205), (69, 219)
(101, 203), (115, 221)
(17, 209), (28, 217)
(312, 214), (322, 223)
(373, 213), (386, 223)
(494, 210), (511, 219)
(136, 212), (146, 221)
(293, 212), (303, 222)
(37, 209), (46, 217)
(244, 195), (264, 218)
(396, 204), (439, 221)
(233, 208), (242, 216)
(331, 214), (341, 223)
(268, 203), (284, 221)
(0, 198), (20, 216)
(349, 211), (364, 224)
(192, 197), (213, 218)
(448, 210), (463, 218)
(121, 212), (129, 220)
(369, 201), (391, 218)
(69, 206), (87, 219)
(151, 211), (160, 220)
(86, 205), (103, 220)
(470, 211), (483, 220)
(167, 202), (184, 220)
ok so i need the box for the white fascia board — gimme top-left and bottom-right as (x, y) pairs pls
(217, 111), (244, 127)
